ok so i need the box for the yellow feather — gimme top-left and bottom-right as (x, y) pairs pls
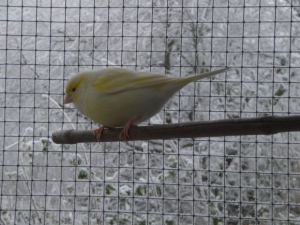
(92, 67), (176, 94)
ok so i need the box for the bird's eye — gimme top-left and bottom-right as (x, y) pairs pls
(72, 88), (76, 92)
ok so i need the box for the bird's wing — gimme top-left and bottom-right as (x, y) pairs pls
(92, 68), (175, 94)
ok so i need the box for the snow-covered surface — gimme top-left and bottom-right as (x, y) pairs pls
(0, 0), (300, 224)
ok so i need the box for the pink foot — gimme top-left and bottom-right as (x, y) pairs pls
(93, 125), (115, 142)
(119, 116), (141, 142)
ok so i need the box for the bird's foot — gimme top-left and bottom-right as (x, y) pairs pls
(119, 116), (141, 143)
(93, 125), (115, 142)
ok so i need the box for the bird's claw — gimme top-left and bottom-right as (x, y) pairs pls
(119, 116), (141, 143)
(93, 126), (115, 142)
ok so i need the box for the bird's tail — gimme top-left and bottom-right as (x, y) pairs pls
(182, 67), (232, 84)
(165, 67), (231, 93)
(159, 67), (231, 97)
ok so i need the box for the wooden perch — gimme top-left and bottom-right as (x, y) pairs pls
(51, 115), (300, 144)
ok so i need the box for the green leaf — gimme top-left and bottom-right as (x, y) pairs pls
(106, 184), (116, 195)
(78, 168), (88, 179)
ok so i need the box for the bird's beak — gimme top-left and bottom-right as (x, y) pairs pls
(64, 94), (73, 104)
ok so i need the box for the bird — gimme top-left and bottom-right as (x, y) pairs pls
(64, 67), (230, 142)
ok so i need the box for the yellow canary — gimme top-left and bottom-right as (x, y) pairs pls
(64, 67), (230, 141)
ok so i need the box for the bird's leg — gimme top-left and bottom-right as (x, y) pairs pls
(93, 125), (115, 142)
(119, 116), (141, 142)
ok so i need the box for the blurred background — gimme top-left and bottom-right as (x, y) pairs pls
(0, 0), (300, 224)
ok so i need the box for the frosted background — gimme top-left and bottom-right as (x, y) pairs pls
(0, 0), (300, 224)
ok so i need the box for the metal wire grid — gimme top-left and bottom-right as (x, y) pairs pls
(0, 0), (300, 224)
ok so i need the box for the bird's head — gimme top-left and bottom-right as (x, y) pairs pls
(64, 72), (88, 104)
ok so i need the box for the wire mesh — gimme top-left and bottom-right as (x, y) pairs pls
(0, 0), (300, 224)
